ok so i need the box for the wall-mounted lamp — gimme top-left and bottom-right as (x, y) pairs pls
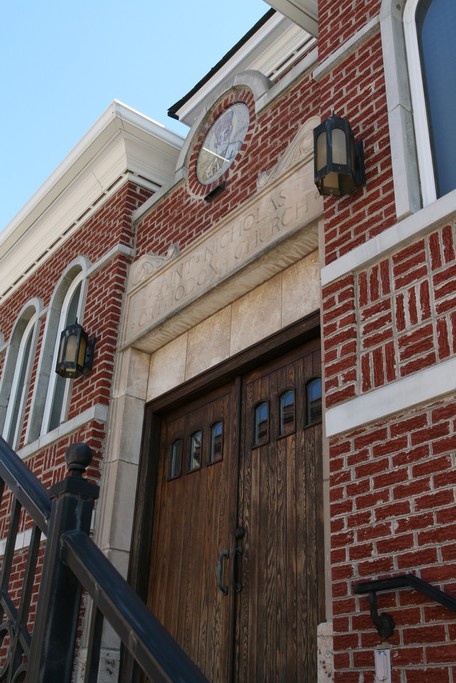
(55, 319), (95, 379)
(314, 113), (366, 196)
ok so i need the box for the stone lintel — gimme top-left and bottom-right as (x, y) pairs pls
(121, 118), (323, 354)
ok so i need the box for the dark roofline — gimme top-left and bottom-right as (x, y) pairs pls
(168, 8), (276, 120)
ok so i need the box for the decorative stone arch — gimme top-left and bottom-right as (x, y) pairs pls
(0, 298), (43, 448)
(29, 256), (91, 442)
(174, 69), (273, 184)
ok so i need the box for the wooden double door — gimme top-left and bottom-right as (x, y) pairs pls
(146, 341), (324, 682)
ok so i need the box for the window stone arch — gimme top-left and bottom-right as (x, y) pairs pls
(0, 299), (42, 448)
(28, 257), (90, 442)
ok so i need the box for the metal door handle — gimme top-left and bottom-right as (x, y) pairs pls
(216, 550), (229, 595)
(232, 546), (243, 593)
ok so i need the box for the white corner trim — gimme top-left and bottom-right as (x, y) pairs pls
(325, 356), (456, 437)
(403, 0), (436, 207)
(321, 188), (456, 286)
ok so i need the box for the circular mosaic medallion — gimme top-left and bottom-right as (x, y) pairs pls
(196, 103), (250, 185)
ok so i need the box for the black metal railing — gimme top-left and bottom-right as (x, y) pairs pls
(0, 436), (209, 682)
(355, 574), (456, 639)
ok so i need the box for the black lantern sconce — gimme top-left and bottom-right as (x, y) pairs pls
(314, 113), (366, 196)
(55, 319), (95, 379)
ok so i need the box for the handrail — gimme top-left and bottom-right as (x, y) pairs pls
(62, 530), (210, 683)
(355, 573), (456, 638)
(0, 436), (51, 533)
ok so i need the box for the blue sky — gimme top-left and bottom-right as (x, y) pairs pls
(0, 0), (268, 231)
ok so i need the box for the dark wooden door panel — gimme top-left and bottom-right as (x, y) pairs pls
(235, 344), (323, 683)
(147, 384), (238, 682)
(146, 339), (322, 683)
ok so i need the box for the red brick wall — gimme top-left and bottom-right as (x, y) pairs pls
(68, 253), (131, 420)
(318, 30), (396, 265)
(317, 1), (456, 679)
(0, 180), (150, 649)
(318, 0), (382, 63)
(0, 181), (150, 452)
(0, 417), (103, 672)
(330, 397), (456, 681)
(323, 219), (456, 409)
(324, 216), (456, 681)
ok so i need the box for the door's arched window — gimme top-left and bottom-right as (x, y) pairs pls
(0, 303), (41, 449)
(404, 0), (456, 202)
(210, 421), (224, 464)
(279, 390), (296, 436)
(305, 378), (322, 426)
(188, 430), (203, 472)
(169, 439), (183, 480)
(254, 401), (269, 446)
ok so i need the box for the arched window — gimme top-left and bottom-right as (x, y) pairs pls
(0, 332), (4, 372)
(38, 264), (87, 437)
(25, 259), (89, 443)
(188, 430), (203, 472)
(254, 401), (269, 446)
(210, 421), (224, 463)
(169, 439), (183, 480)
(0, 302), (41, 449)
(305, 378), (322, 426)
(404, 0), (456, 203)
(279, 390), (296, 436)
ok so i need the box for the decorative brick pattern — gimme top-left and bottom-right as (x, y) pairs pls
(324, 221), (456, 408)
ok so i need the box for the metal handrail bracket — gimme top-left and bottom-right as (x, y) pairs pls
(355, 573), (456, 638)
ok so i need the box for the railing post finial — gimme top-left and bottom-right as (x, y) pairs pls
(65, 442), (93, 478)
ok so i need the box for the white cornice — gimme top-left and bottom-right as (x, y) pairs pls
(0, 101), (184, 302)
(174, 14), (314, 127)
(263, 0), (318, 35)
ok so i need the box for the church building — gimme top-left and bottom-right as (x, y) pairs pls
(1, 1), (455, 681)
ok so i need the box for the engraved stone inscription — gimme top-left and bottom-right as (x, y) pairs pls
(122, 120), (323, 350)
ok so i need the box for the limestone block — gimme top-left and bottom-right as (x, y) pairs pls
(186, 306), (232, 380)
(147, 333), (188, 401)
(281, 250), (320, 327)
(230, 275), (282, 355)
